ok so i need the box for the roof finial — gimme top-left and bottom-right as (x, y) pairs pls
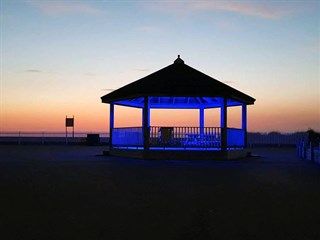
(174, 55), (184, 64)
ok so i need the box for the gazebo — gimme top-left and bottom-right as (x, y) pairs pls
(101, 56), (255, 160)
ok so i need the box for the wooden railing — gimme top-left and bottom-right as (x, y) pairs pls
(227, 128), (245, 148)
(150, 126), (221, 148)
(111, 126), (247, 149)
(112, 127), (143, 147)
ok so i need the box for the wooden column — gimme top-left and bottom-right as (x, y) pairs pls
(199, 108), (204, 135)
(220, 98), (228, 151)
(109, 103), (114, 148)
(242, 103), (247, 148)
(143, 96), (150, 150)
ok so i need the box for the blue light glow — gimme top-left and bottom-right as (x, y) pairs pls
(115, 96), (242, 109)
(109, 95), (247, 154)
(227, 128), (245, 147)
(113, 146), (243, 151)
(112, 127), (143, 146)
(112, 126), (244, 149)
(149, 147), (221, 151)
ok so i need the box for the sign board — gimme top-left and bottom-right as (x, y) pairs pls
(66, 118), (74, 127)
(65, 116), (75, 142)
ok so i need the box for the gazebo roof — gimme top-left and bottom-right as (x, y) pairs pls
(101, 56), (255, 108)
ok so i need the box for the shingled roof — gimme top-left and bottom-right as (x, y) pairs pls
(101, 56), (255, 106)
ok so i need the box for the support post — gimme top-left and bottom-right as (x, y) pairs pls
(310, 142), (314, 162)
(65, 115), (67, 145)
(242, 104), (247, 148)
(199, 108), (204, 136)
(109, 103), (114, 148)
(220, 98), (228, 151)
(142, 102), (150, 128)
(72, 115), (74, 138)
(143, 97), (150, 150)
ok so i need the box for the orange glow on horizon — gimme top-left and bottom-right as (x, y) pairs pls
(1, 103), (319, 133)
(2, 1), (319, 134)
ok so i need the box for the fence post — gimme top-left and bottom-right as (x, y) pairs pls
(302, 141), (306, 159)
(18, 131), (21, 145)
(318, 143), (320, 163)
(299, 140), (304, 158)
(42, 132), (44, 145)
(310, 142), (314, 162)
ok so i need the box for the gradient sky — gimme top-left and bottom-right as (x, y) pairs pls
(1, 0), (319, 133)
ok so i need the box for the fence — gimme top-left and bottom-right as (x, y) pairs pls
(0, 132), (109, 145)
(247, 132), (308, 147)
(0, 131), (310, 147)
(297, 141), (320, 164)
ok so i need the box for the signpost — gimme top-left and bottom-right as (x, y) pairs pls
(65, 116), (74, 144)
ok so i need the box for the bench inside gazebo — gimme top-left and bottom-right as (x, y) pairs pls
(101, 56), (255, 160)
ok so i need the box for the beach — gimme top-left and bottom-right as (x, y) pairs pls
(0, 145), (319, 240)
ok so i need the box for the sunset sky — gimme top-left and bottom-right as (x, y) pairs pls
(1, 0), (319, 133)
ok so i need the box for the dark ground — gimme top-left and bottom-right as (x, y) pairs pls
(0, 145), (319, 240)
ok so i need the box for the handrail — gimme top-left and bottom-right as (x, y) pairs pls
(0, 131), (109, 137)
(150, 126), (222, 148)
(110, 126), (247, 149)
(0, 131), (109, 145)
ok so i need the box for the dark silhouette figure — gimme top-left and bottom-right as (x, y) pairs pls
(307, 129), (320, 146)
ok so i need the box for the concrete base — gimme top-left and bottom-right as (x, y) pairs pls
(107, 148), (249, 160)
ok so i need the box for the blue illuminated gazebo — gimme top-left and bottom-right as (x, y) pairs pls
(101, 56), (255, 159)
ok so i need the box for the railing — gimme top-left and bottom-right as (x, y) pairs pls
(227, 128), (245, 148)
(111, 126), (247, 149)
(112, 127), (143, 147)
(150, 126), (221, 148)
(1, 130), (310, 148)
(297, 141), (320, 164)
(247, 132), (307, 146)
(0, 131), (109, 145)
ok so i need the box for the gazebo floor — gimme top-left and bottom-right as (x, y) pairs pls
(106, 147), (249, 160)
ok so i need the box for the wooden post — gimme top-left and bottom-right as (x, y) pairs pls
(318, 143), (320, 163)
(72, 116), (74, 138)
(65, 118), (68, 145)
(143, 97), (150, 150)
(220, 98), (228, 151)
(109, 103), (114, 148)
(302, 141), (306, 159)
(310, 142), (314, 162)
(199, 108), (204, 136)
(242, 104), (247, 148)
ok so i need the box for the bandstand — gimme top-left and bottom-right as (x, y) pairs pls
(101, 56), (255, 160)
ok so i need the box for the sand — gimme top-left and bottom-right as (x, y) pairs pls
(0, 145), (319, 240)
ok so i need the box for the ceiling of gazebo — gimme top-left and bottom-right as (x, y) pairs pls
(114, 96), (243, 109)
(101, 56), (255, 106)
